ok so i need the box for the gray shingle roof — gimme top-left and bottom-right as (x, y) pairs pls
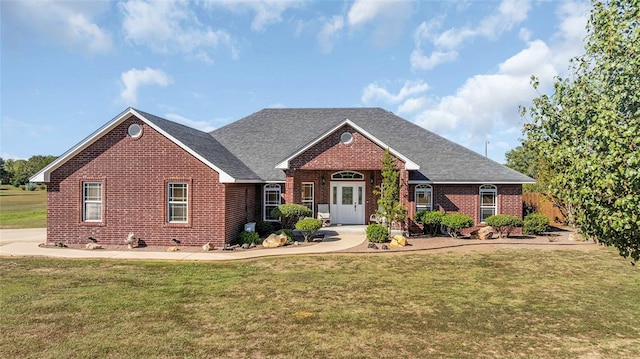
(136, 109), (260, 181)
(209, 108), (534, 183)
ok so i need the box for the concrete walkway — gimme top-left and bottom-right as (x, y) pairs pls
(0, 227), (367, 261)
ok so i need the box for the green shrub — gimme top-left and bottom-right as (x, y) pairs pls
(39, 185), (46, 190)
(295, 218), (323, 242)
(485, 214), (524, 238)
(276, 229), (295, 243)
(25, 183), (37, 191)
(441, 213), (474, 238)
(366, 223), (388, 243)
(255, 221), (274, 236)
(271, 204), (313, 229)
(420, 210), (445, 237)
(238, 230), (261, 245)
(523, 213), (549, 235)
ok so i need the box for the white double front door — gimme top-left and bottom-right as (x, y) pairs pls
(330, 181), (365, 225)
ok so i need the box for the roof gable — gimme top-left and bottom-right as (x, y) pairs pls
(275, 118), (419, 170)
(30, 108), (258, 183)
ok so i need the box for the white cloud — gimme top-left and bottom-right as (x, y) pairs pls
(317, 16), (345, 54)
(2, 1), (112, 54)
(120, 68), (172, 105)
(165, 113), (216, 132)
(120, 0), (237, 62)
(206, 0), (301, 31)
(411, 0), (532, 70)
(346, 0), (413, 47)
(361, 80), (429, 105)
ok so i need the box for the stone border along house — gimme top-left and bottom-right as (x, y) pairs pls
(31, 107), (534, 247)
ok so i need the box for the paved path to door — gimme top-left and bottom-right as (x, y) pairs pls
(0, 227), (367, 261)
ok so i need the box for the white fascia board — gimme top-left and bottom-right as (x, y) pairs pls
(30, 108), (137, 183)
(30, 108), (238, 183)
(275, 119), (420, 170)
(428, 181), (537, 185)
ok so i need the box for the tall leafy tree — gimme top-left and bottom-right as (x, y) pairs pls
(373, 148), (407, 235)
(521, 0), (639, 261)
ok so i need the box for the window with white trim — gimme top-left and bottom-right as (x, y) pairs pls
(264, 184), (282, 221)
(168, 182), (188, 223)
(415, 184), (433, 213)
(302, 182), (314, 215)
(479, 185), (497, 223)
(83, 182), (102, 222)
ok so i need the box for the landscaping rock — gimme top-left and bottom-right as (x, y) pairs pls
(367, 242), (378, 249)
(262, 233), (287, 248)
(477, 226), (495, 240)
(85, 243), (103, 250)
(241, 243), (250, 249)
(390, 234), (408, 247)
(381, 244), (390, 250)
(202, 242), (214, 251)
(167, 246), (179, 252)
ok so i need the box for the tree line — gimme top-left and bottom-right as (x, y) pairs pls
(0, 155), (57, 187)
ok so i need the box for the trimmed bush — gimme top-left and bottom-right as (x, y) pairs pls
(485, 214), (524, 238)
(441, 213), (474, 238)
(271, 204), (313, 229)
(523, 213), (549, 235)
(238, 230), (261, 245)
(420, 210), (445, 237)
(366, 223), (388, 243)
(295, 218), (323, 242)
(255, 221), (274, 237)
(25, 183), (37, 191)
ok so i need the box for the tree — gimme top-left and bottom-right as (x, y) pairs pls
(521, 0), (639, 262)
(373, 148), (407, 235)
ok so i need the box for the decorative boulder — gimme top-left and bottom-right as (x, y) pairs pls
(202, 242), (214, 251)
(262, 233), (287, 248)
(167, 246), (180, 252)
(477, 226), (495, 240)
(85, 243), (103, 250)
(391, 234), (408, 247)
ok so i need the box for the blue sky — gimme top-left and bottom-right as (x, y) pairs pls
(1, 0), (591, 163)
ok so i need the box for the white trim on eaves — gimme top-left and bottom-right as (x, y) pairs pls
(30, 108), (238, 183)
(275, 118), (420, 171)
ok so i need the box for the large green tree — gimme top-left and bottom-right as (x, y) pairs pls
(521, 0), (639, 261)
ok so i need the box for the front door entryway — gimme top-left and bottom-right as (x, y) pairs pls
(330, 181), (365, 224)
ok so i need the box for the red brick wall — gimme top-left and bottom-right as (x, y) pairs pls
(47, 115), (227, 246)
(224, 184), (258, 243)
(407, 184), (524, 235)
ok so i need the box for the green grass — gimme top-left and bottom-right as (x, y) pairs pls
(0, 185), (46, 228)
(1, 249), (639, 358)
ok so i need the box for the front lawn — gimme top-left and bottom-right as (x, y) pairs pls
(1, 249), (638, 358)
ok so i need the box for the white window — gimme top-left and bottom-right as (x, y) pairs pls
(168, 183), (188, 223)
(83, 182), (102, 222)
(415, 184), (433, 213)
(480, 185), (497, 223)
(302, 182), (314, 215)
(264, 184), (282, 221)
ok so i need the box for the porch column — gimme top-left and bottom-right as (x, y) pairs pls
(284, 169), (295, 204)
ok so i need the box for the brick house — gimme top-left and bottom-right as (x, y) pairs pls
(31, 107), (534, 246)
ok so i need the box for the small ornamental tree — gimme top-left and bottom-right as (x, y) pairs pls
(419, 210), (445, 237)
(295, 218), (323, 242)
(271, 204), (312, 229)
(441, 213), (474, 238)
(373, 148), (407, 235)
(485, 214), (524, 238)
